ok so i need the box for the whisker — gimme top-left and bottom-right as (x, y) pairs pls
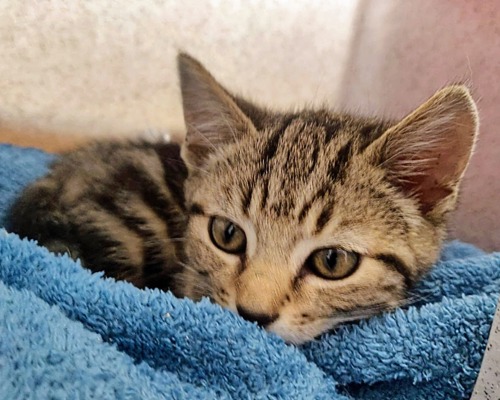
(313, 302), (398, 322)
(401, 292), (433, 307)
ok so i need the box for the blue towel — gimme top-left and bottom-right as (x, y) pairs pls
(0, 144), (498, 399)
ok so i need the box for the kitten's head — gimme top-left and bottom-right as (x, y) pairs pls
(176, 54), (478, 344)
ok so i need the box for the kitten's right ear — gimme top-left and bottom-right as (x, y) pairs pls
(178, 53), (257, 169)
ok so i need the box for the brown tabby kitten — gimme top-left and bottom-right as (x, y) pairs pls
(9, 54), (478, 344)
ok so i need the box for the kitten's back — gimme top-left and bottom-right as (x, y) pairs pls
(9, 140), (188, 292)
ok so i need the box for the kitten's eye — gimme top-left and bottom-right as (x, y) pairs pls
(307, 248), (360, 280)
(209, 216), (246, 254)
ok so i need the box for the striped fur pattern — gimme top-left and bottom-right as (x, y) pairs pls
(9, 141), (188, 291)
(9, 55), (479, 344)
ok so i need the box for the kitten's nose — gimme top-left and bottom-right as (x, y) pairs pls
(236, 305), (278, 327)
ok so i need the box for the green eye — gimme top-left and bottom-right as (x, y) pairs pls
(307, 248), (360, 280)
(209, 216), (246, 254)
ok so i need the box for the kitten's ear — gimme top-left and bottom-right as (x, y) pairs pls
(369, 85), (478, 220)
(177, 53), (257, 168)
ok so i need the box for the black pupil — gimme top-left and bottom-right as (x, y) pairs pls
(224, 223), (235, 243)
(324, 249), (338, 270)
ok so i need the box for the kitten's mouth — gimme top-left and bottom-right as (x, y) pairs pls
(265, 312), (372, 344)
(265, 322), (315, 345)
(236, 306), (279, 328)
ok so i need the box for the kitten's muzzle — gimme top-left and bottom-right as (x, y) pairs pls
(236, 305), (278, 327)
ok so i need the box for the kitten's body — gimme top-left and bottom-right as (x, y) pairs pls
(9, 55), (478, 344)
(10, 140), (188, 291)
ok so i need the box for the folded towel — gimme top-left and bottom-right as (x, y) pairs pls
(0, 281), (219, 400)
(0, 144), (498, 399)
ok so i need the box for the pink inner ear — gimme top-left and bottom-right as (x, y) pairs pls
(393, 112), (475, 214)
(400, 171), (454, 215)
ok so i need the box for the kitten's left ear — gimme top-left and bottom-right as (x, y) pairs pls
(178, 54), (257, 169)
(368, 85), (479, 220)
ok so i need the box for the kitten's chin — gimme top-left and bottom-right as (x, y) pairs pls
(267, 319), (331, 345)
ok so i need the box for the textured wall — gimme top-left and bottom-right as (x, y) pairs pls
(0, 0), (498, 249)
(0, 0), (358, 137)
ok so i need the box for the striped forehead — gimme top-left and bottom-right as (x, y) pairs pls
(237, 116), (356, 219)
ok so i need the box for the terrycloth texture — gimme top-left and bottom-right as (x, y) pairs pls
(0, 281), (218, 400)
(0, 144), (499, 399)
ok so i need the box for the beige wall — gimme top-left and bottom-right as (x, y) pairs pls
(0, 0), (498, 250)
(0, 1), (358, 137)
